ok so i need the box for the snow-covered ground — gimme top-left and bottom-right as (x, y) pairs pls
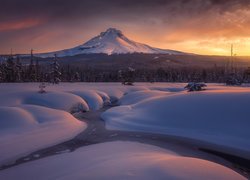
(0, 82), (249, 179)
(0, 141), (245, 180)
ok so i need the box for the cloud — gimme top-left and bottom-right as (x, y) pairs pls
(0, 18), (45, 32)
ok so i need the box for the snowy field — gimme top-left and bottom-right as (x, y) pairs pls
(0, 82), (249, 179)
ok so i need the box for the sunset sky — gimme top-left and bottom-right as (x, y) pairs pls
(0, 0), (250, 56)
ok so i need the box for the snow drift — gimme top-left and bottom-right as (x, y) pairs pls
(102, 90), (250, 156)
(23, 91), (90, 113)
(0, 105), (86, 165)
(0, 141), (245, 180)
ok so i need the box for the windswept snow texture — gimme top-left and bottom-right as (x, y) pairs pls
(0, 141), (245, 180)
(37, 28), (185, 57)
(102, 85), (250, 157)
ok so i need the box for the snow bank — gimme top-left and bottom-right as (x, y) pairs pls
(70, 91), (105, 110)
(23, 91), (89, 113)
(0, 83), (150, 111)
(0, 105), (86, 165)
(0, 141), (244, 180)
(95, 90), (111, 105)
(0, 107), (37, 130)
(102, 90), (250, 155)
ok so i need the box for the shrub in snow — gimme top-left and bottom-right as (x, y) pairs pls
(184, 82), (207, 92)
(38, 83), (46, 93)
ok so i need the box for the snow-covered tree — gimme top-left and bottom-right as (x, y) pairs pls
(50, 54), (61, 84)
(185, 82), (207, 92)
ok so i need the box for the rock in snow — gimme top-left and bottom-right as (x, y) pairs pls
(37, 28), (185, 57)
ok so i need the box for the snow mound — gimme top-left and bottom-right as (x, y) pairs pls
(0, 141), (244, 180)
(22, 91), (89, 113)
(102, 91), (250, 155)
(71, 91), (104, 110)
(103, 86), (149, 103)
(119, 90), (170, 105)
(0, 105), (86, 164)
(95, 90), (111, 105)
(0, 107), (37, 130)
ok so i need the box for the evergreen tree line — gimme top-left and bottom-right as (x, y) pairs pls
(0, 54), (61, 84)
(1, 55), (250, 83)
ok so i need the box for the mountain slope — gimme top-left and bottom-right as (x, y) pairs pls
(37, 28), (185, 58)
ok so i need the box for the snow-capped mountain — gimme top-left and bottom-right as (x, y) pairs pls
(37, 28), (185, 58)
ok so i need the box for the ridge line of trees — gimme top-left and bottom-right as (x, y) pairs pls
(1, 53), (250, 83)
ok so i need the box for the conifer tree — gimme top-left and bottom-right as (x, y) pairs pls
(28, 49), (36, 81)
(0, 63), (3, 82)
(50, 54), (61, 84)
(4, 55), (15, 82)
(15, 55), (22, 82)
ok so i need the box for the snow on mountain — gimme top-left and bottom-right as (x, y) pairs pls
(37, 28), (185, 58)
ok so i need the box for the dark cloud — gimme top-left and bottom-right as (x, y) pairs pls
(1, 0), (249, 23)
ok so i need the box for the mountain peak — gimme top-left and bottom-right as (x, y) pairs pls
(37, 28), (185, 57)
(100, 28), (123, 37)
